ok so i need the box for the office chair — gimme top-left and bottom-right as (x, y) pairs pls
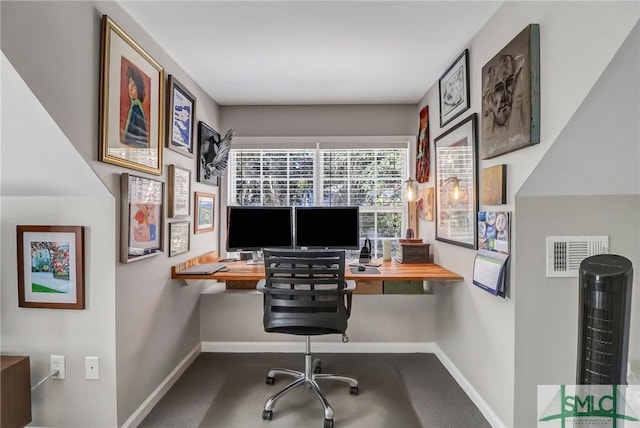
(258, 249), (358, 428)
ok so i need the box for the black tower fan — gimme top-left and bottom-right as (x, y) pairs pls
(577, 254), (633, 385)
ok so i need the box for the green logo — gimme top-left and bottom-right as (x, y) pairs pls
(539, 385), (638, 427)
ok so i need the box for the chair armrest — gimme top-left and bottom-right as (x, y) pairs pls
(257, 279), (266, 292)
(344, 280), (356, 319)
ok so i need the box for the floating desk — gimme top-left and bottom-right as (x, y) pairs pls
(172, 252), (463, 293)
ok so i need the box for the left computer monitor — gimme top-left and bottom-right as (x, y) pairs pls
(226, 206), (293, 257)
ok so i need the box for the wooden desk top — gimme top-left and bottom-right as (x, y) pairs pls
(172, 253), (463, 283)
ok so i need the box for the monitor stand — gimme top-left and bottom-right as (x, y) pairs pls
(246, 250), (263, 265)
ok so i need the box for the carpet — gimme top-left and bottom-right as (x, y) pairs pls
(199, 362), (422, 428)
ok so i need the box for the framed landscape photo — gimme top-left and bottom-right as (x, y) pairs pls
(439, 49), (470, 128)
(121, 173), (164, 262)
(17, 225), (85, 309)
(169, 221), (190, 257)
(166, 75), (196, 157)
(99, 15), (164, 175)
(481, 24), (540, 159)
(434, 113), (479, 249)
(168, 164), (191, 217)
(194, 191), (215, 234)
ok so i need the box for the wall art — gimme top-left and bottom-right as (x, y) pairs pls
(121, 173), (164, 262)
(481, 24), (540, 159)
(434, 113), (478, 249)
(481, 164), (507, 205)
(439, 49), (470, 127)
(169, 221), (190, 257)
(17, 225), (85, 309)
(99, 15), (164, 175)
(168, 164), (191, 217)
(194, 191), (215, 234)
(416, 106), (430, 182)
(166, 75), (196, 157)
(197, 122), (235, 187)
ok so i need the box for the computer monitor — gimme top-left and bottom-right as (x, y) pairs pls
(226, 207), (293, 262)
(294, 206), (360, 249)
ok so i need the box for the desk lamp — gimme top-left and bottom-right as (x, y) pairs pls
(402, 178), (419, 239)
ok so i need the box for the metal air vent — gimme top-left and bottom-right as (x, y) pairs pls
(545, 236), (609, 277)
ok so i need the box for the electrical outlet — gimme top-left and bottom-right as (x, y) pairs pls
(85, 356), (100, 380)
(50, 355), (65, 380)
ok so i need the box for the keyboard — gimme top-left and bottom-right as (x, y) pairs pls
(177, 262), (227, 275)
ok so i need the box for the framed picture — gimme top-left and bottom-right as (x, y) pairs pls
(198, 122), (235, 187)
(166, 75), (196, 157)
(194, 191), (215, 234)
(99, 15), (164, 175)
(478, 211), (511, 254)
(434, 113), (479, 249)
(439, 49), (470, 128)
(121, 173), (164, 262)
(17, 225), (85, 309)
(481, 164), (507, 205)
(481, 24), (540, 159)
(418, 186), (435, 222)
(168, 164), (191, 217)
(169, 221), (190, 257)
(416, 106), (430, 183)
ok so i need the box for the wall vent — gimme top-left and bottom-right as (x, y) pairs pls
(546, 236), (609, 277)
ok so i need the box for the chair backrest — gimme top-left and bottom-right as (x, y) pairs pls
(262, 249), (349, 336)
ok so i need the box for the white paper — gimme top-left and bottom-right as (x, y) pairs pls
(473, 249), (508, 291)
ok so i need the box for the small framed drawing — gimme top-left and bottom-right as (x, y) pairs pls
(434, 113), (479, 249)
(481, 164), (507, 205)
(99, 15), (164, 175)
(166, 75), (196, 157)
(481, 24), (540, 159)
(439, 49), (470, 127)
(17, 225), (85, 309)
(169, 221), (190, 257)
(194, 191), (215, 234)
(197, 122), (220, 186)
(121, 173), (164, 262)
(168, 164), (190, 217)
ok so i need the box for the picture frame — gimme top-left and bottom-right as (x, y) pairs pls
(17, 225), (85, 309)
(168, 221), (190, 257)
(481, 164), (507, 205)
(416, 106), (430, 183)
(99, 15), (164, 175)
(121, 173), (164, 262)
(166, 75), (196, 157)
(168, 164), (191, 217)
(418, 186), (435, 222)
(197, 121), (225, 187)
(439, 49), (470, 128)
(434, 113), (479, 249)
(194, 191), (215, 234)
(481, 24), (540, 159)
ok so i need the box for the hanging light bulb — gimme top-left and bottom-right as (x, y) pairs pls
(403, 178), (419, 202)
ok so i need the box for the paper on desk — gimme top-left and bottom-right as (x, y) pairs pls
(473, 249), (508, 297)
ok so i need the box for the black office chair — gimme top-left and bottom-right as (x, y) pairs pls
(258, 249), (358, 428)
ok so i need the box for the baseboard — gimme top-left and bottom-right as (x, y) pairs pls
(122, 343), (201, 428)
(201, 341), (436, 353)
(433, 344), (506, 428)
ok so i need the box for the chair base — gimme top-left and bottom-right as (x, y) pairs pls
(262, 338), (358, 423)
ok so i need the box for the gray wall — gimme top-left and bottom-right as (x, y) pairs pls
(514, 22), (640, 427)
(1, 1), (221, 425)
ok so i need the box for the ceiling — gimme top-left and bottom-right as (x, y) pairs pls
(117, 1), (503, 106)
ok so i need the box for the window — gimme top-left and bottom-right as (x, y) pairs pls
(228, 139), (409, 257)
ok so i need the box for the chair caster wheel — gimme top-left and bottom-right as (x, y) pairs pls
(262, 410), (273, 420)
(324, 418), (334, 428)
(265, 376), (274, 385)
(350, 386), (359, 395)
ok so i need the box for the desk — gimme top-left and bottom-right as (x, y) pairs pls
(172, 252), (463, 290)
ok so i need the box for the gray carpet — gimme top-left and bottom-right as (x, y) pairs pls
(200, 362), (421, 427)
(140, 353), (491, 428)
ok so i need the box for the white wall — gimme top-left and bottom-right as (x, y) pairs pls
(514, 21), (640, 427)
(1, 54), (117, 427)
(415, 2), (639, 426)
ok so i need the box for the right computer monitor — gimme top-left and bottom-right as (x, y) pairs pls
(294, 206), (360, 250)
